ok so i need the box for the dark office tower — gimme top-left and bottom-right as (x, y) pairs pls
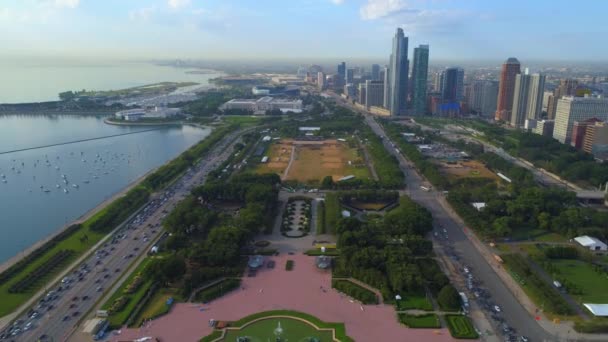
(495, 57), (521, 122)
(411, 44), (429, 115)
(440, 67), (464, 102)
(388, 27), (409, 116)
(371, 64), (380, 81)
(336, 62), (346, 89)
(346, 68), (355, 84)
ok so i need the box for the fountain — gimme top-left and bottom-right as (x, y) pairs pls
(274, 321), (284, 341)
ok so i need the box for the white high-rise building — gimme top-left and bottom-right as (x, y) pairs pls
(511, 70), (545, 127)
(553, 95), (608, 144)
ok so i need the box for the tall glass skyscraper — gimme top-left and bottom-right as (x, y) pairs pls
(440, 67), (464, 102)
(411, 45), (429, 115)
(336, 62), (346, 89)
(388, 28), (409, 116)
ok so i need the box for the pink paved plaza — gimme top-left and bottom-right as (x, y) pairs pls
(112, 254), (457, 342)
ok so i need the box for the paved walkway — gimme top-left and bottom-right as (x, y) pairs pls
(112, 254), (457, 342)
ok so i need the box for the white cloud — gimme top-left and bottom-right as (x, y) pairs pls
(360, 0), (409, 20)
(331, 0), (346, 4)
(54, 0), (80, 9)
(359, 0), (478, 34)
(129, 7), (156, 21)
(168, 0), (191, 9)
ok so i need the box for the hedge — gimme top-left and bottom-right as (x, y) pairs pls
(398, 313), (441, 328)
(195, 278), (241, 303)
(332, 279), (378, 304)
(286, 260), (294, 271)
(445, 315), (479, 339)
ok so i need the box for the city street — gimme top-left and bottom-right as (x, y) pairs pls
(363, 114), (558, 341)
(1, 128), (247, 342)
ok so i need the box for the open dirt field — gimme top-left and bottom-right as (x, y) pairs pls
(112, 254), (456, 342)
(439, 160), (499, 180)
(257, 139), (371, 183)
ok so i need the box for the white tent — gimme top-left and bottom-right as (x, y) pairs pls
(584, 304), (608, 316)
(574, 236), (608, 251)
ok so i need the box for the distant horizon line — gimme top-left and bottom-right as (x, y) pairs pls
(2, 55), (608, 65)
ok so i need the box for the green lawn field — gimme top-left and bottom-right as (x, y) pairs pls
(552, 259), (608, 303)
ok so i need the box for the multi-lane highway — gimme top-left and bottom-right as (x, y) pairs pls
(1, 127), (247, 342)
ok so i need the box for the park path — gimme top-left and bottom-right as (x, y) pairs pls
(361, 144), (379, 181)
(281, 145), (296, 180)
(397, 309), (459, 315)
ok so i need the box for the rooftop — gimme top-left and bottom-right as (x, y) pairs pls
(584, 304), (608, 316)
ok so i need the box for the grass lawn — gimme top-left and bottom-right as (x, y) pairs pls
(202, 310), (353, 342)
(551, 259), (608, 303)
(223, 317), (335, 341)
(445, 315), (479, 339)
(348, 200), (393, 211)
(304, 248), (340, 256)
(222, 115), (262, 126)
(0, 227), (105, 316)
(102, 258), (153, 329)
(398, 313), (441, 328)
(323, 193), (341, 234)
(132, 288), (180, 327)
(316, 200), (326, 234)
(395, 293), (433, 311)
(510, 228), (567, 242)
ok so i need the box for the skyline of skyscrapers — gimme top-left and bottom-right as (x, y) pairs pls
(411, 44), (429, 115)
(495, 57), (521, 122)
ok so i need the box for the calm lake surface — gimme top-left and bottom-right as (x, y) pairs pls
(0, 61), (221, 103)
(0, 115), (211, 263)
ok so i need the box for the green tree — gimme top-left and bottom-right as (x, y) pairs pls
(437, 284), (461, 311)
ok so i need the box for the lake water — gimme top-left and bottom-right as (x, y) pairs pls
(0, 115), (211, 263)
(0, 61), (221, 103)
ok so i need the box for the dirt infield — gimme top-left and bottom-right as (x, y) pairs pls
(257, 139), (371, 183)
(112, 254), (456, 342)
(439, 160), (499, 180)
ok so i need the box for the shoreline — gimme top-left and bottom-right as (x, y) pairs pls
(103, 118), (183, 126)
(0, 167), (157, 274)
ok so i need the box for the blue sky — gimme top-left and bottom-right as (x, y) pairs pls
(1, 0), (607, 61)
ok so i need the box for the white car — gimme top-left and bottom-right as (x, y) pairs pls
(494, 305), (501, 313)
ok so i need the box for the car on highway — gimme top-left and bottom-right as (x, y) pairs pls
(494, 305), (502, 313)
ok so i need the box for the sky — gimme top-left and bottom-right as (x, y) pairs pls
(1, 0), (607, 62)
